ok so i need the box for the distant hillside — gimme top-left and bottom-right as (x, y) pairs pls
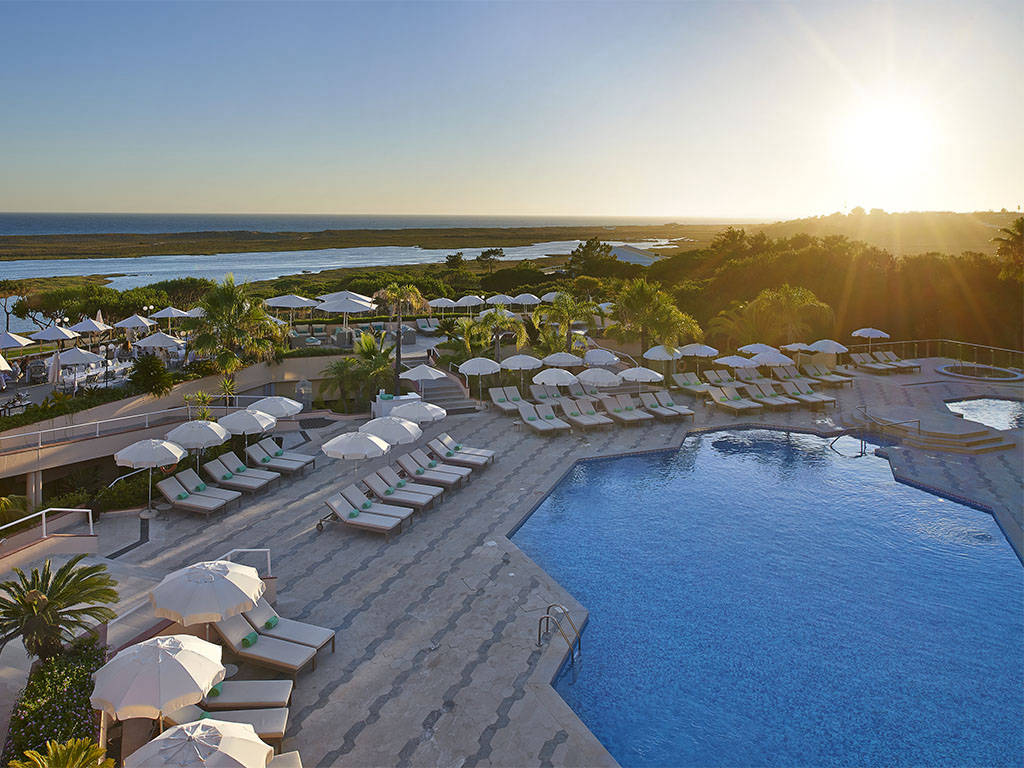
(756, 210), (1019, 257)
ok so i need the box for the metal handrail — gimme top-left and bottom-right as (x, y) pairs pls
(856, 405), (921, 434)
(537, 613), (579, 665)
(0, 507), (94, 538)
(546, 603), (582, 655)
(219, 547), (273, 577)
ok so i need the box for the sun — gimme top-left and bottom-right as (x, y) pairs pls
(834, 93), (938, 208)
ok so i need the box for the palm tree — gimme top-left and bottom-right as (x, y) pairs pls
(9, 738), (114, 768)
(373, 283), (430, 395)
(532, 294), (596, 353)
(217, 375), (236, 407)
(478, 306), (528, 362)
(352, 331), (395, 401)
(437, 317), (490, 362)
(707, 304), (760, 348)
(605, 278), (667, 351)
(532, 324), (585, 357)
(319, 357), (362, 413)
(0, 555), (118, 661)
(649, 303), (703, 350)
(992, 217), (1023, 281)
(750, 284), (833, 344)
(0, 494), (29, 524)
(183, 274), (282, 376)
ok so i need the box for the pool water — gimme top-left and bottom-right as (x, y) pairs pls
(945, 397), (1024, 431)
(512, 430), (1023, 767)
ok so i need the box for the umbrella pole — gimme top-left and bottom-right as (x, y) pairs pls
(148, 467), (153, 514)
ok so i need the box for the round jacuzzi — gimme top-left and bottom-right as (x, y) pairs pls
(937, 363), (1024, 382)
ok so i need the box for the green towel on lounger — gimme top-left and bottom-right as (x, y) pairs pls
(194, 484), (206, 492)
(415, 468), (425, 475)
(241, 631), (258, 648)
(261, 456), (270, 463)
(222, 472), (233, 480)
(362, 501), (371, 509)
(446, 450), (454, 456)
(208, 682), (222, 697)
(349, 509), (360, 518)
(396, 480), (406, 487)
(236, 466), (246, 473)
(385, 488), (394, 495)
(428, 460), (437, 467)
(275, 449), (284, 456)
(264, 616), (278, 629)
(177, 492), (189, 500)
(544, 415), (554, 420)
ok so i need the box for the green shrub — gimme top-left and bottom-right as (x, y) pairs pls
(44, 490), (91, 511)
(128, 355), (173, 397)
(0, 388), (127, 434)
(1, 636), (106, 765)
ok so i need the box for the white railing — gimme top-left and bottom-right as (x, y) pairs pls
(0, 507), (94, 540)
(0, 396), (292, 455)
(847, 339), (1023, 370)
(220, 547), (272, 577)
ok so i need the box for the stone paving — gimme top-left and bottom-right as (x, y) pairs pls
(20, 358), (1023, 767)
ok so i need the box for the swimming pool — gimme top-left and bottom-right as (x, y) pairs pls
(512, 430), (1023, 767)
(945, 397), (1024, 431)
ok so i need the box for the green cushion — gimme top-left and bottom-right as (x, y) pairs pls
(454, 444), (462, 450)
(362, 501), (371, 509)
(222, 473), (232, 480)
(570, 411), (580, 417)
(526, 416), (537, 421)
(396, 480), (406, 487)
(613, 408), (622, 413)
(511, 397), (520, 401)
(544, 415), (554, 420)
(665, 401), (675, 406)
(208, 682), (222, 697)
(624, 406), (633, 411)
(241, 631), (258, 648)
(236, 466), (246, 473)
(446, 450), (454, 456)
(264, 616), (278, 629)
(587, 410), (596, 415)
(538, 395), (547, 399)
(177, 492), (189, 500)
(381, 393), (394, 400)
(275, 449), (284, 456)
(199, 711), (213, 720)
(261, 456), (270, 463)
(498, 398), (507, 402)
(415, 468), (425, 475)
(349, 509), (360, 518)
(428, 460), (437, 467)
(384, 488), (394, 495)
(195, 484), (206, 492)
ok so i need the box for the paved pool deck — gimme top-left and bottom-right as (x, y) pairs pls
(8, 358), (1021, 767)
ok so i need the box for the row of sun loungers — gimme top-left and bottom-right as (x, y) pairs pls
(850, 351), (921, 373)
(317, 433), (494, 537)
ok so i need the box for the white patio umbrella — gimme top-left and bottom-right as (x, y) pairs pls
(577, 367), (621, 388)
(114, 439), (187, 514)
(69, 317), (113, 335)
(48, 347), (102, 367)
(583, 348), (619, 366)
(781, 342), (814, 352)
(541, 291), (564, 303)
(359, 416), (422, 445)
(30, 325), (79, 343)
(455, 295), (485, 313)
(532, 368), (577, 386)
(166, 420), (230, 471)
(218, 409), (276, 436)
(501, 353), (542, 390)
(852, 327), (889, 353)
(679, 343), (718, 357)
(0, 331), (33, 350)
(458, 356), (501, 400)
(114, 313), (157, 330)
(542, 351), (583, 367)
(265, 294), (317, 309)
(389, 400), (447, 424)
(247, 396), (302, 418)
(749, 350), (794, 367)
(400, 364), (447, 383)
(135, 331), (185, 350)
(738, 343), (779, 355)
(150, 306), (189, 332)
(91, 635), (224, 723)
(322, 431), (390, 460)
(809, 339), (849, 354)
(620, 366), (664, 393)
(643, 345), (682, 361)
(124, 720), (273, 768)
(185, 307), (206, 318)
(597, 301), (615, 313)
(486, 294), (515, 305)
(477, 307), (516, 321)
(150, 560), (265, 626)
(513, 293), (541, 306)
(316, 297), (376, 327)
(318, 289), (373, 304)
(0, 354), (10, 374)
(714, 355), (753, 368)
(428, 297), (457, 313)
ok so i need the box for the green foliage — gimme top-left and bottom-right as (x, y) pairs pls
(181, 357), (220, 379)
(1, 636), (107, 765)
(0, 387), (126, 434)
(0, 495), (30, 525)
(435, 317), (492, 364)
(477, 248), (502, 273)
(992, 216), (1023, 281)
(0, 556), (118, 661)
(128, 354), (173, 397)
(479, 307), (528, 362)
(8, 737), (114, 768)
(43, 489), (91, 512)
(92, 467), (174, 513)
(480, 266), (548, 294)
(445, 251), (465, 269)
(533, 293), (597, 353)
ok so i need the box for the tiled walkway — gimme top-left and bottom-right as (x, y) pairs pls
(29, 359), (1024, 767)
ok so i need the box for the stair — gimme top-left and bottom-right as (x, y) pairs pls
(848, 406), (1017, 455)
(417, 376), (479, 415)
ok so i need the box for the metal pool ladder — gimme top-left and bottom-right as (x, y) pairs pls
(537, 603), (582, 665)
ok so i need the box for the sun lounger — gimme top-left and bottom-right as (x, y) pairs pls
(164, 704), (289, 751)
(376, 466), (445, 501)
(213, 613), (316, 679)
(654, 391), (695, 419)
(203, 458), (276, 492)
(875, 350), (921, 371)
(748, 382), (799, 409)
(155, 477), (228, 516)
(529, 384), (554, 402)
(704, 386), (752, 414)
(489, 387), (518, 413)
(203, 679), (293, 710)
(396, 454), (462, 488)
(851, 352), (896, 373)
(801, 364), (854, 387)
(567, 397), (614, 426)
(270, 752), (302, 767)
(243, 597), (335, 655)
(503, 386), (527, 405)
(257, 438), (316, 469)
(615, 395), (655, 422)
(568, 381), (601, 397)
(719, 386), (766, 412)
(410, 448), (473, 480)
(363, 471), (435, 509)
(246, 444), (307, 474)
(597, 396), (632, 424)
(416, 318), (436, 335)
(554, 400), (602, 429)
(220, 451), (281, 482)
(319, 493), (404, 536)
(427, 438), (489, 468)
(736, 368), (769, 384)
(535, 403), (572, 432)
(705, 369), (738, 386)
(341, 484), (415, 523)
(779, 380), (836, 408)
(765, 381), (817, 407)
(437, 433), (495, 462)
(174, 468), (244, 505)
(638, 392), (682, 420)
(517, 402), (558, 433)
(671, 372), (707, 396)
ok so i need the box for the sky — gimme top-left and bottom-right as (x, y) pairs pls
(0, 0), (1021, 219)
